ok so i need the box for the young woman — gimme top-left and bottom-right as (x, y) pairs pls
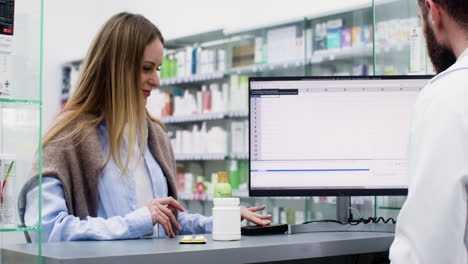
(20, 12), (270, 242)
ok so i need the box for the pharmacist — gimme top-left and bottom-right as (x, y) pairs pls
(19, 12), (271, 242)
(390, 0), (468, 263)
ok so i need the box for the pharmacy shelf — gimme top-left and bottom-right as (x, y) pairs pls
(229, 59), (306, 75)
(164, 29), (225, 49)
(309, 44), (373, 64)
(161, 112), (225, 124)
(160, 72), (225, 86)
(375, 42), (409, 54)
(228, 110), (249, 118)
(232, 190), (249, 198)
(175, 153), (227, 161)
(229, 153), (249, 160)
(179, 190), (249, 201)
(179, 191), (311, 202)
(175, 153), (248, 161)
(161, 111), (248, 124)
(179, 192), (214, 201)
(159, 43), (403, 85)
(158, 44), (375, 84)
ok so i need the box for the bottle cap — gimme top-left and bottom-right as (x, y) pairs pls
(213, 197), (239, 205)
(217, 171), (228, 183)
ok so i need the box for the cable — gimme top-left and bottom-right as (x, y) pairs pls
(302, 216), (396, 226)
(348, 216), (396, 225)
(302, 219), (348, 225)
(349, 206), (362, 219)
(303, 200), (396, 226)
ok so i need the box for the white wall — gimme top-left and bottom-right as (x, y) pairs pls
(43, 0), (369, 131)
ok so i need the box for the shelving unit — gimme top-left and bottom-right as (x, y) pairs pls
(175, 153), (248, 161)
(160, 72), (225, 86)
(0, 0), (43, 262)
(60, 0), (430, 224)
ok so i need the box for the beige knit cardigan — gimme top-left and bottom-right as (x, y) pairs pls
(18, 113), (178, 221)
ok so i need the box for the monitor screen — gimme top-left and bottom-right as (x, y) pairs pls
(249, 76), (431, 196)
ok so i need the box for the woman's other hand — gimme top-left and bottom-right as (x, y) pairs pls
(240, 205), (272, 226)
(147, 197), (185, 238)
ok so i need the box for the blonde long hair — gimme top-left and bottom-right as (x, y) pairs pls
(44, 12), (164, 173)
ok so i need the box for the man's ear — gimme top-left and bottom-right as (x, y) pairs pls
(425, 0), (442, 30)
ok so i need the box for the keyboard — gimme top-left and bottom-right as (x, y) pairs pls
(241, 224), (288, 236)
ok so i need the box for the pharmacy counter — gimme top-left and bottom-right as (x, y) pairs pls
(3, 232), (394, 264)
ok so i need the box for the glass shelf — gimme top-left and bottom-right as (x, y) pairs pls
(378, 206), (402, 210)
(0, 98), (41, 105)
(0, 226), (39, 232)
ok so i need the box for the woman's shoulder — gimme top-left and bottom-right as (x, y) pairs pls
(147, 117), (170, 144)
(45, 111), (100, 144)
(148, 117), (166, 132)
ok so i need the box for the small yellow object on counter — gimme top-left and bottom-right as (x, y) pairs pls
(179, 235), (207, 244)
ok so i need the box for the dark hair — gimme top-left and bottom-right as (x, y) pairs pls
(418, 0), (468, 29)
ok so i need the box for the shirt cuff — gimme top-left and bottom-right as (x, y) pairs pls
(125, 207), (154, 238)
(204, 216), (213, 233)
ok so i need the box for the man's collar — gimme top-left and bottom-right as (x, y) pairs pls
(457, 48), (468, 62)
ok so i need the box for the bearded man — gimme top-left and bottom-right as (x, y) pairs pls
(389, 0), (468, 263)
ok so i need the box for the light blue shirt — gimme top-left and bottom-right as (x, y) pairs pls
(24, 121), (212, 242)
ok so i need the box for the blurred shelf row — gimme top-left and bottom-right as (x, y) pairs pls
(175, 152), (248, 161)
(158, 43), (418, 87)
(161, 111), (248, 124)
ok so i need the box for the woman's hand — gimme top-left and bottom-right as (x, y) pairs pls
(240, 205), (272, 226)
(147, 197), (185, 238)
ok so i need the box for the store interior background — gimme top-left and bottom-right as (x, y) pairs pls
(43, 0), (369, 129)
(0, 0), (426, 248)
(32, 0), (421, 235)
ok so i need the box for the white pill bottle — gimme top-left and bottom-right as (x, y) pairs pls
(212, 197), (241, 241)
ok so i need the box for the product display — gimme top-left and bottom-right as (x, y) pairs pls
(146, 75), (247, 119)
(0, 0), (42, 257)
(0, 154), (16, 225)
(0, 0), (14, 99)
(326, 19), (342, 49)
(161, 46), (226, 79)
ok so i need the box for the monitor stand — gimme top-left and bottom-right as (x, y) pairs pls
(289, 196), (395, 234)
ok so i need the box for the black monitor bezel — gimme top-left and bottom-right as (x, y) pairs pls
(248, 75), (433, 197)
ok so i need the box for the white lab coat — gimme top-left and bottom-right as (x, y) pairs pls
(390, 49), (468, 263)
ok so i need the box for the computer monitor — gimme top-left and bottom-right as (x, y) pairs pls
(249, 76), (431, 197)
